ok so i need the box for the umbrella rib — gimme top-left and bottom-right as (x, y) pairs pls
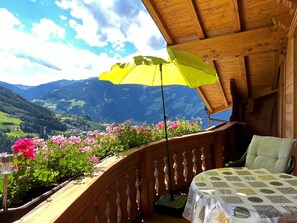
(152, 64), (160, 85)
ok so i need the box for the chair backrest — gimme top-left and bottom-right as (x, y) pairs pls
(245, 135), (296, 173)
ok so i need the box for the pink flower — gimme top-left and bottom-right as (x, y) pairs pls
(68, 136), (81, 145)
(172, 123), (179, 129)
(89, 155), (99, 164)
(33, 137), (45, 147)
(12, 138), (36, 160)
(50, 135), (67, 148)
(190, 122), (195, 127)
(106, 126), (112, 133)
(79, 146), (91, 153)
(157, 121), (164, 130)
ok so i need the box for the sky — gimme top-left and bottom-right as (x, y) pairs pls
(0, 0), (165, 86)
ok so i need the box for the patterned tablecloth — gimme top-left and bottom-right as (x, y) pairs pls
(183, 167), (297, 223)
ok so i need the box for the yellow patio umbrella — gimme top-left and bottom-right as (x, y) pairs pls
(99, 47), (218, 214)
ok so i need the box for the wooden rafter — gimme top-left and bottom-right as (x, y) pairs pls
(230, 0), (249, 100)
(230, 0), (241, 32)
(170, 27), (287, 60)
(271, 51), (282, 90)
(251, 88), (278, 99)
(185, 0), (205, 39)
(195, 87), (213, 113)
(237, 56), (249, 98)
(288, 8), (297, 38)
(142, 0), (175, 45)
(207, 60), (229, 107)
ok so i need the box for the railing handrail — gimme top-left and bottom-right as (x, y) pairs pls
(16, 122), (237, 223)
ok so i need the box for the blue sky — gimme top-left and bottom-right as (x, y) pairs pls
(0, 0), (165, 86)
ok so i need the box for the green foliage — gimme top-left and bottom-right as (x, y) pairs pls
(0, 118), (201, 208)
(0, 130), (17, 153)
(151, 117), (202, 140)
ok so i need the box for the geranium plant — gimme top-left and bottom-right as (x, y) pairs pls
(0, 117), (202, 208)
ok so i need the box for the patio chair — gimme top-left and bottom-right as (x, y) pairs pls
(225, 135), (296, 174)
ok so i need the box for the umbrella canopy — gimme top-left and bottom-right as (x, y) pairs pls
(99, 47), (218, 88)
(99, 47), (218, 203)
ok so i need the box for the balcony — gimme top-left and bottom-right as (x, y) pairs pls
(6, 122), (237, 223)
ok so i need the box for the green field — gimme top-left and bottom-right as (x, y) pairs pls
(0, 111), (28, 137)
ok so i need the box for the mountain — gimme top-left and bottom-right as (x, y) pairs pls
(32, 78), (208, 124)
(0, 86), (67, 136)
(0, 78), (231, 129)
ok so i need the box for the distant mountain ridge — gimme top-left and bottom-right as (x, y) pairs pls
(0, 78), (231, 128)
(0, 80), (76, 100)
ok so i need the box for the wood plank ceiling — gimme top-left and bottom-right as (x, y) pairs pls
(142, 0), (297, 114)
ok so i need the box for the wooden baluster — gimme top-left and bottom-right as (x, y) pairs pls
(173, 154), (178, 185)
(116, 182), (122, 223)
(93, 202), (99, 223)
(163, 157), (169, 190)
(154, 160), (159, 196)
(222, 145), (225, 165)
(126, 174), (131, 220)
(201, 147), (206, 172)
(135, 169), (140, 210)
(192, 148), (197, 175)
(105, 190), (111, 223)
(182, 151), (188, 181)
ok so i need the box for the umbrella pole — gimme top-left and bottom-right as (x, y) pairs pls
(154, 64), (187, 217)
(159, 64), (174, 201)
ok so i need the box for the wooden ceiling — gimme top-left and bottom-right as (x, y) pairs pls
(142, 0), (297, 114)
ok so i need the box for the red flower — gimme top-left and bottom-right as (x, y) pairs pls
(12, 138), (36, 160)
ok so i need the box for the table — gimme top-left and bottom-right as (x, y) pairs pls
(183, 167), (297, 223)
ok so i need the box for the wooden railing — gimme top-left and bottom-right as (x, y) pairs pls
(17, 122), (237, 223)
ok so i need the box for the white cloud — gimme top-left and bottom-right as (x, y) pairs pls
(55, 0), (165, 51)
(32, 18), (65, 40)
(126, 10), (165, 51)
(0, 8), (116, 86)
(60, 15), (67, 20)
(0, 8), (23, 31)
(0, 0), (165, 86)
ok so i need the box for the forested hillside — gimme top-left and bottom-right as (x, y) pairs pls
(0, 86), (67, 135)
(0, 78), (231, 131)
(0, 86), (68, 152)
(33, 78), (212, 125)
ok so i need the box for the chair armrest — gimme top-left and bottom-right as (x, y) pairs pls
(225, 159), (245, 167)
(285, 155), (295, 174)
(225, 151), (247, 167)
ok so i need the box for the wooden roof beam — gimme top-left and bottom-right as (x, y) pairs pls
(207, 60), (229, 108)
(185, 0), (205, 39)
(251, 87), (278, 99)
(230, 0), (241, 32)
(170, 27), (287, 60)
(142, 0), (175, 45)
(237, 56), (249, 98)
(288, 8), (297, 38)
(195, 87), (213, 113)
(271, 51), (283, 89)
(212, 104), (233, 114)
(230, 1), (249, 100)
